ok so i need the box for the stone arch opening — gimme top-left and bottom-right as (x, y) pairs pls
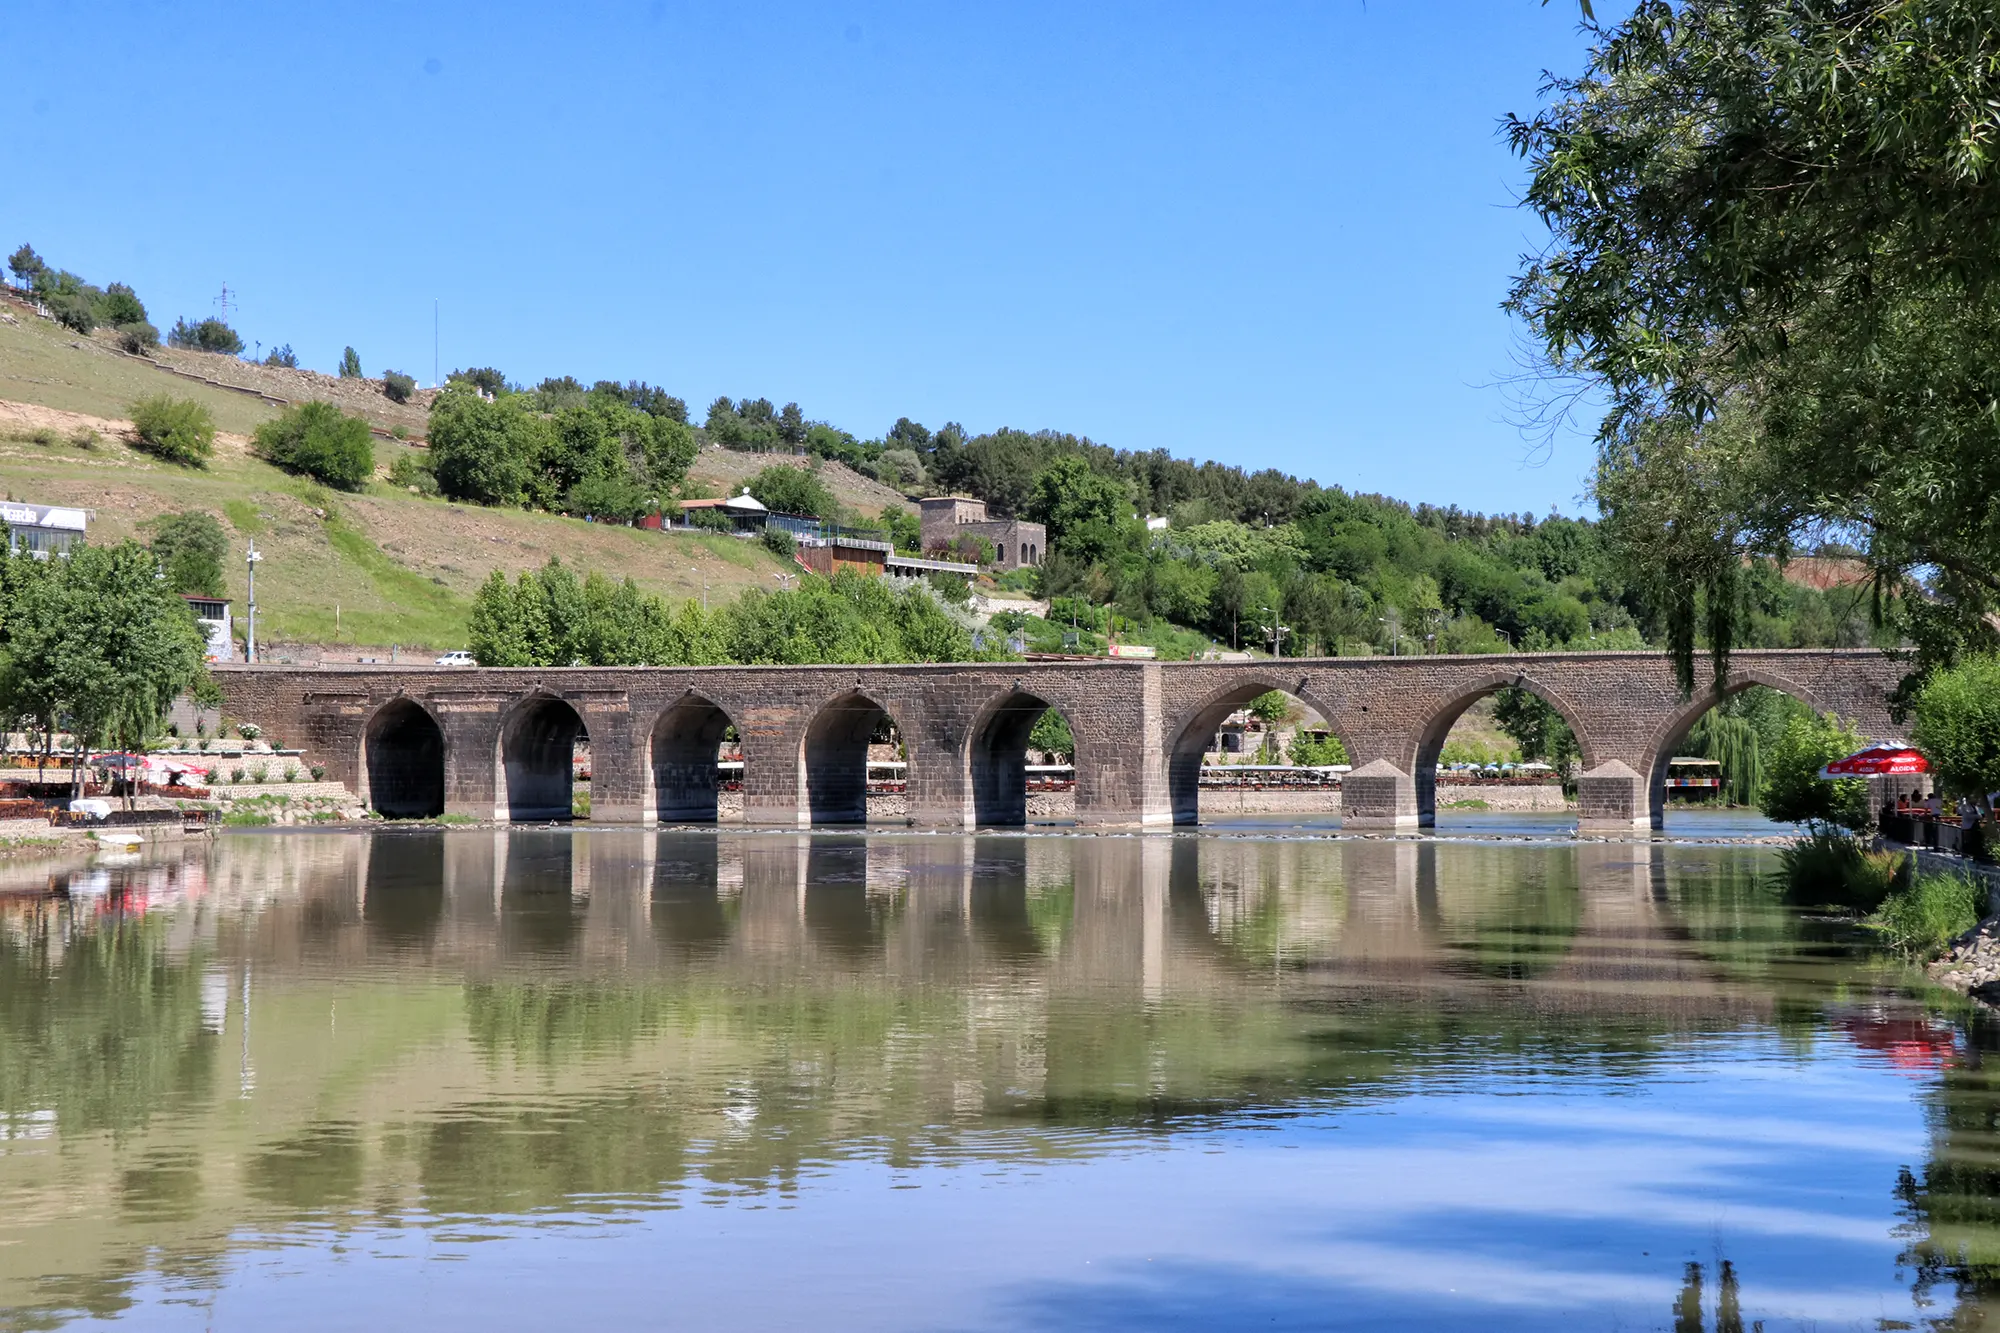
(650, 693), (738, 823)
(801, 689), (903, 825)
(1641, 674), (1855, 828)
(966, 690), (1080, 826)
(499, 694), (587, 822)
(1166, 683), (1348, 825)
(1412, 676), (1594, 828)
(364, 697), (445, 818)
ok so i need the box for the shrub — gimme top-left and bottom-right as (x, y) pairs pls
(264, 344), (299, 368)
(148, 510), (229, 596)
(1761, 711), (1872, 829)
(761, 526), (796, 558)
(388, 451), (438, 495)
(237, 723), (261, 740)
(1773, 827), (1909, 911)
(26, 427), (56, 446)
(310, 764), (325, 780)
(127, 394), (216, 465)
(1872, 871), (1988, 957)
(285, 766), (301, 782)
(748, 464), (836, 519)
(252, 400), (374, 490)
(248, 765), (268, 784)
(1289, 731), (1349, 766)
(382, 370), (416, 403)
(98, 283), (146, 326)
(167, 317), (244, 355)
(230, 767), (246, 784)
(115, 321), (159, 354)
(564, 470), (649, 523)
(338, 346), (362, 378)
(48, 290), (97, 333)
(687, 505), (734, 532)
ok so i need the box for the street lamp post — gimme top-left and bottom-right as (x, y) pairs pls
(245, 543), (263, 663)
(690, 566), (707, 611)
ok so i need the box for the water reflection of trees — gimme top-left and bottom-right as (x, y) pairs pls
(0, 829), (1927, 1327)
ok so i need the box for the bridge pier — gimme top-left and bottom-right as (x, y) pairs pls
(1576, 760), (1650, 832)
(1341, 759), (1420, 830)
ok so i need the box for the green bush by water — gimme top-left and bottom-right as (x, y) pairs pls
(1773, 827), (1909, 911)
(1871, 871), (1989, 957)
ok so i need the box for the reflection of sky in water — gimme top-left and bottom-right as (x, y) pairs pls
(101, 1040), (1926, 1332)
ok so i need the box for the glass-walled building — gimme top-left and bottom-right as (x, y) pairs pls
(1, 501), (87, 557)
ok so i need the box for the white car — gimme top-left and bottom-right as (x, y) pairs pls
(435, 651), (477, 667)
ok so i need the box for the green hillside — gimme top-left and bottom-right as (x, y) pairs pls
(0, 311), (791, 654)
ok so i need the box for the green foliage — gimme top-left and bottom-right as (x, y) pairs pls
(1029, 454), (1135, 564)
(427, 383), (543, 505)
(1506, 0), (2000, 691)
(7, 244), (45, 286)
(252, 400), (375, 490)
(881, 506), (922, 554)
(147, 511), (228, 597)
(96, 283), (145, 326)
(1493, 688), (1579, 778)
(1029, 708), (1075, 761)
(448, 366), (510, 396)
(338, 346), (362, 378)
(1288, 731), (1348, 766)
(263, 344), (298, 368)
(1913, 655), (2000, 798)
(1248, 690), (1291, 725)
(0, 543), (208, 794)
(115, 321), (159, 354)
(1773, 828), (1909, 913)
(382, 370), (416, 404)
(387, 451), (437, 494)
(1685, 709), (1763, 806)
(1761, 712), (1871, 830)
(761, 526), (797, 558)
(563, 470), (649, 523)
(166, 317), (243, 355)
(126, 394), (215, 466)
(748, 464), (836, 519)
(1871, 870), (1987, 957)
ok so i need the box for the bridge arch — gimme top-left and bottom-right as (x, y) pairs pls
(649, 692), (738, 823)
(1411, 673), (1596, 827)
(497, 692), (587, 822)
(964, 688), (1082, 826)
(801, 688), (905, 825)
(1165, 678), (1352, 825)
(1639, 667), (1845, 826)
(363, 697), (445, 818)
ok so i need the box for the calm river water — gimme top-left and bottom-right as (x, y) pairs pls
(1, 824), (1995, 1331)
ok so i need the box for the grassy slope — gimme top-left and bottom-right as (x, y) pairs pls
(0, 314), (789, 652)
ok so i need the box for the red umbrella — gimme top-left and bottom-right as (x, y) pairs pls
(1819, 741), (1930, 779)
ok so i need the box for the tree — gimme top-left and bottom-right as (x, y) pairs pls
(0, 543), (207, 799)
(449, 366), (510, 397)
(1913, 655), (2000, 801)
(97, 283), (146, 326)
(426, 382), (542, 505)
(1508, 1), (2000, 693)
(338, 346), (363, 378)
(252, 400), (375, 490)
(382, 370), (416, 404)
(7, 244), (44, 287)
(147, 511), (228, 597)
(1494, 688), (1580, 780)
(127, 395), (215, 465)
(166, 317), (243, 355)
(1030, 708), (1074, 762)
(1761, 711), (1871, 830)
(264, 344), (299, 368)
(777, 402), (807, 445)
(748, 464), (836, 519)
(1028, 455), (1133, 565)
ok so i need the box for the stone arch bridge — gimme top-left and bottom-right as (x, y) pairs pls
(212, 649), (1901, 831)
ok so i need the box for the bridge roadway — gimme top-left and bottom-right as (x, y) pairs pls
(212, 649), (1902, 830)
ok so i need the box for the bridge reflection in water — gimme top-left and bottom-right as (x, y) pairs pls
(0, 831), (1964, 1330)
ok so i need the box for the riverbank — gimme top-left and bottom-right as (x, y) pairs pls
(705, 783), (1574, 822)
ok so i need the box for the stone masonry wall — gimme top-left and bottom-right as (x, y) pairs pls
(213, 649), (1903, 832)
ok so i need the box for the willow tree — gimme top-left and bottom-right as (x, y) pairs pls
(1509, 1), (2000, 700)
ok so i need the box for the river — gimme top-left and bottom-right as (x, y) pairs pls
(0, 823), (1993, 1331)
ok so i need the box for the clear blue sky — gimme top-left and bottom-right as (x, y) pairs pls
(4, 1), (1605, 517)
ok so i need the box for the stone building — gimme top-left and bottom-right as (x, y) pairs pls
(917, 496), (1046, 572)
